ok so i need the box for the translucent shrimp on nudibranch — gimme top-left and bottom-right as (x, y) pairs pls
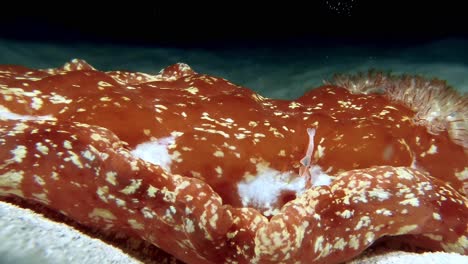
(299, 127), (332, 188)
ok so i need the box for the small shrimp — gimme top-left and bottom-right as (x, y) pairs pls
(299, 128), (316, 188)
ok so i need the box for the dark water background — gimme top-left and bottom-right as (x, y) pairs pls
(1, 37), (467, 99)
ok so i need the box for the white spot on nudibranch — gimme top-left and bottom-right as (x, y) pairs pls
(89, 208), (117, 221)
(31, 97), (43, 110)
(141, 207), (156, 219)
(455, 168), (468, 181)
(249, 121), (258, 127)
(100, 97), (112, 102)
(289, 102), (302, 109)
(355, 216), (371, 230)
(338, 209), (354, 219)
(49, 94), (72, 104)
(397, 224), (418, 234)
(237, 162), (308, 214)
(131, 134), (181, 172)
(185, 87), (199, 95)
(0, 170), (24, 194)
(82, 150), (96, 161)
(368, 189), (391, 201)
(314, 236), (324, 253)
(33, 175), (45, 186)
(120, 179), (142, 195)
(63, 140), (72, 149)
(9, 145), (27, 163)
(128, 219), (144, 230)
(147, 185), (158, 197)
(395, 167), (414, 180)
(213, 150), (224, 157)
(106, 171), (117, 186)
(65, 151), (84, 169)
(184, 219), (195, 233)
(399, 197), (419, 207)
(427, 144), (438, 154)
(35, 142), (49, 155)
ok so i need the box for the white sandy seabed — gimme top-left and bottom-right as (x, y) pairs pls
(0, 201), (466, 264)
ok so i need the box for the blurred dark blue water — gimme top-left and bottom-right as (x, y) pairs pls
(0, 37), (466, 99)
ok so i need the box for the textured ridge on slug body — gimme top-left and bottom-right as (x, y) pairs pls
(1, 118), (466, 264)
(0, 119), (237, 263)
(253, 166), (467, 263)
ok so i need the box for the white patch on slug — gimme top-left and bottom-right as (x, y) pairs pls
(237, 162), (332, 214)
(184, 218), (195, 233)
(147, 185), (158, 197)
(31, 97), (43, 110)
(63, 140), (72, 150)
(424, 234), (443, 241)
(238, 164), (302, 210)
(120, 179), (142, 195)
(395, 167), (414, 180)
(105, 171), (117, 186)
(9, 145), (27, 163)
(81, 150), (96, 161)
(307, 165), (332, 187)
(130, 133), (182, 172)
(442, 236), (468, 254)
(65, 151), (83, 169)
(89, 208), (116, 221)
(0, 171), (24, 195)
(0, 105), (55, 121)
(213, 150), (224, 157)
(49, 93), (72, 104)
(314, 236), (325, 253)
(141, 207), (156, 219)
(128, 219), (144, 230)
(376, 209), (393, 216)
(355, 216), (371, 230)
(368, 188), (391, 201)
(455, 167), (468, 181)
(349, 235), (360, 250)
(427, 144), (438, 154)
(33, 175), (45, 186)
(32, 192), (49, 204)
(397, 224), (418, 234)
(35, 142), (49, 155)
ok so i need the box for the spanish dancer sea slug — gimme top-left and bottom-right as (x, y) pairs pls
(0, 59), (466, 263)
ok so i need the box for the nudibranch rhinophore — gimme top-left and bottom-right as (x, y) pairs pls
(0, 59), (467, 264)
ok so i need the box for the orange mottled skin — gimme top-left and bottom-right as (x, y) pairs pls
(0, 60), (466, 263)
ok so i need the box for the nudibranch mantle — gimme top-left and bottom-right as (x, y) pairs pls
(0, 59), (466, 264)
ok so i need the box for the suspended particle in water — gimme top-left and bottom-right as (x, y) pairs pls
(325, 0), (356, 16)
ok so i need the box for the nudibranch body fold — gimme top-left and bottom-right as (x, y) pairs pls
(0, 59), (467, 264)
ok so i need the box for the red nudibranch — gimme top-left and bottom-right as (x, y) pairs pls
(0, 59), (467, 263)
